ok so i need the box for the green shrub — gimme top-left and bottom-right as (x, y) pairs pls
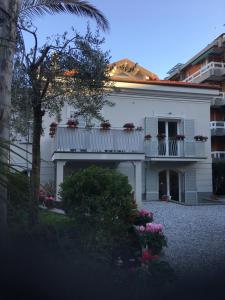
(7, 172), (30, 225)
(60, 166), (136, 237)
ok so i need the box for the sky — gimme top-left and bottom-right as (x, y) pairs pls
(24, 0), (225, 79)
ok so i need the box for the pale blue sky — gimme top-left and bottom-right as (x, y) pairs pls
(24, 0), (225, 78)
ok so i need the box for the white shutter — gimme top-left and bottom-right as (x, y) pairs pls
(144, 117), (158, 137)
(184, 119), (195, 140)
(146, 167), (158, 201)
(185, 169), (197, 204)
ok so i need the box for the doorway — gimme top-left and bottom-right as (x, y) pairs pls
(158, 120), (179, 156)
(159, 170), (180, 201)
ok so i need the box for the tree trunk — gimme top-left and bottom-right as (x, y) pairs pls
(0, 0), (19, 243)
(30, 105), (43, 226)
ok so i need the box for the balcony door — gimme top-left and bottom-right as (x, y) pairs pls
(158, 120), (178, 156)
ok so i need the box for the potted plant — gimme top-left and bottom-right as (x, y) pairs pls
(133, 209), (154, 226)
(100, 120), (111, 130)
(157, 133), (166, 140)
(144, 134), (152, 140)
(123, 122), (135, 131)
(136, 126), (143, 131)
(175, 134), (185, 141)
(194, 135), (208, 142)
(67, 119), (79, 128)
(49, 122), (57, 138)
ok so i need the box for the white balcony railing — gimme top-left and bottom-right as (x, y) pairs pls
(211, 151), (225, 159)
(210, 121), (225, 136)
(210, 121), (225, 129)
(52, 127), (207, 159)
(145, 139), (206, 158)
(53, 127), (144, 154)
(183, 61), (225, 83)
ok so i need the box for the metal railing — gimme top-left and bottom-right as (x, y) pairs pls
(183, 61), (225, 82)
(210, 121), (225, 129)
(211, 151), (225, 159)
(145, 138), (206, 158)
(53, 127), (144, 153)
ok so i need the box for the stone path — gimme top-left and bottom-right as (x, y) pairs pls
(143, 201), (225, 280)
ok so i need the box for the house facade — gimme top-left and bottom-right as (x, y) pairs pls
(12, 59), (221, 204)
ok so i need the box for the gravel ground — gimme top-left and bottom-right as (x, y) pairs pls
(142, 201), (225, 280)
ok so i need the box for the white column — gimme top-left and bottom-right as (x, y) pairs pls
(56, 160), (66, 201)
(134, 161), (142, 208)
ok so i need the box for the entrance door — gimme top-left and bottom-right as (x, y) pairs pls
(159, 170), (180, 201)
(158, 121), (178, 156)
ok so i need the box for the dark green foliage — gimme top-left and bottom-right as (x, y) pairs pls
(7, 172), (30, 225)
(60, 166), (137, 250)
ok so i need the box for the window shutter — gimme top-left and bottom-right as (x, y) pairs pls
(185, 169), (197, 204)
(144, 117), (158, 157)
(146, 167), (158, 201)
(144, 117), (158, 137)
(184, 119), (195, 140)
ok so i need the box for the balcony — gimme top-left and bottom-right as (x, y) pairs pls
(210, 121), (225, 136)
(211, 151), (225, 160)
(53, 126), (144, 155)
(52, 127), (207, 161)
(183, 61), (225, 83)
(145, 139), (206, 160)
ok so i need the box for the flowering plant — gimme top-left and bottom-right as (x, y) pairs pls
(133, 209), (153, 226)
(140, 249), (159, 264)
(194, 135), (208, 142)
(67, 119), (79, 128)
(144, 134), (152, 140)
(136, 223), (167, 255)
(175, 134), (185, 141)
(100, 120), (111, 130)
(157, 133), (166, 140)
(123, 123), (135, 131)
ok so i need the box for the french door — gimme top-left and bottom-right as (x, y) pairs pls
(158, 120), (179, 156)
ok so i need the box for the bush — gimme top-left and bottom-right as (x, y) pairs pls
(60, 166), (136, 240)
(7, 172), (30, 225)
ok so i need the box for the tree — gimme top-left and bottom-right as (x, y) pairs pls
(0, 0), (108, 233)
(12, 24), (114, 225)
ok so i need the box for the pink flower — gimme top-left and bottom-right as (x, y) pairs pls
(146, 223), (163, 233)
(138, 225), (145, 232)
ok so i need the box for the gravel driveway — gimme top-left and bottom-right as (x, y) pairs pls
(142, 201), (225, 280)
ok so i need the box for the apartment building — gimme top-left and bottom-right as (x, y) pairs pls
(167, 34), (225, 194)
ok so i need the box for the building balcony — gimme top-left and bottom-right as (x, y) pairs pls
(52, 127), (207, 161)
(183, 61), (225, 83)
(52, 127), (145, 161)
(210, 121), (225, 136)
(211, 151), (225, 160)
(145, 139), (206, 161)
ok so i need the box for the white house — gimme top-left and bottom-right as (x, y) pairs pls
(13, 59), (222, 205)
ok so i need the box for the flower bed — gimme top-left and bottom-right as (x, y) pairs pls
(135, 222), (167, 255)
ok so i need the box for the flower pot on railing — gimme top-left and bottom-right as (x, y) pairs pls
(157, 133), (166, 140)
(49, 122), (57, 138)
(100, 121), (111, 130)
(144, 134), (152, 140)
(194, 135), (208, 142)
(175, 134), (185, 141)
(67, 119), (79, 128)
(123, 123), (135, 132)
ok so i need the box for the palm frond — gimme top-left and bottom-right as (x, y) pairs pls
(20, 0), (109, 31)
